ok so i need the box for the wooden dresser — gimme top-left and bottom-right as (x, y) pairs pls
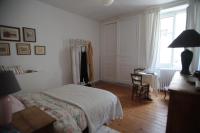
(166, 72), (200, 133)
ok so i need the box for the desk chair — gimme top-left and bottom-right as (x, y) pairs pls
(134, 68), (145, 74)
(130, 73), (150, 100)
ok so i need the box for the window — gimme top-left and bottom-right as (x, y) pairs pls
(156, 4), (188, 70)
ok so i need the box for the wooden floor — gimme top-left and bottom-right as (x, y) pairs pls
(95, 82), (169, 133)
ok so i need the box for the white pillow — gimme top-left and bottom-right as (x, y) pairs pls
(10, 95), (25, 113)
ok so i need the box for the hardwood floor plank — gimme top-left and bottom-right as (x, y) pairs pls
(96, 81), (168, 133)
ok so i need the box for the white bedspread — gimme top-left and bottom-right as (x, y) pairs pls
(43, 84), (123, 133)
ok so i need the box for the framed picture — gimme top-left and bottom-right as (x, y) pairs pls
(16, 43), (31, 55)
(35, 45), (45, 55)
(0, 43), (10, 56)
(23, 27), (36, 42)
(0, 25), (20, 41)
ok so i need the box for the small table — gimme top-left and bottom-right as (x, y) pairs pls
(138, 72), (159, 96)
(12, 106), (56, 133)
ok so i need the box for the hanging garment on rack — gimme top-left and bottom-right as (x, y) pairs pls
(71, 45), (81, 84)
(87, 42), (94, 82)
(80, 51), (89, 83)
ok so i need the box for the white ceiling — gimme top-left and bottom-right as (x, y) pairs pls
(38, 0), (180, 21)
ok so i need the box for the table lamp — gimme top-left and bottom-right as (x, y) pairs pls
(168, 29), (200, 75)
(0, 71), (21, 132)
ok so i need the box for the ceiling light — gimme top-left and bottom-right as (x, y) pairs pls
(103, 0), (114, 6)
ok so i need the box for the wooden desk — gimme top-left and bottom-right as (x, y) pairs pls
(166, 72), (200, 133)
(12, 106), (56, 133)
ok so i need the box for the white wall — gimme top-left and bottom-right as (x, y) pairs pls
(0, 0), (100, 91)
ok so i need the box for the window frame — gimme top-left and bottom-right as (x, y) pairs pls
(156, 8), (186, 70)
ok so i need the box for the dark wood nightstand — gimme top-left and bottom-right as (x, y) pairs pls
(12, 106), (56, 133)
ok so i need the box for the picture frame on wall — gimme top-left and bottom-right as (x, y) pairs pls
(0, 43), (10, 56)
(34, 45), (45, 55)
(0, 25), (20, 41)
(16, 43), (31, 55)
(23, 27), (36, 42)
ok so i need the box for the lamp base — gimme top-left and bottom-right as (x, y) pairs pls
(0, 95), (12, 125)
(181, 49), (193, 75)
(0, 124), (20, 133)
(180, 71), (192, 75)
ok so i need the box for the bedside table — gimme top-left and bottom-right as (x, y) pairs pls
(12, 106), (56, 133)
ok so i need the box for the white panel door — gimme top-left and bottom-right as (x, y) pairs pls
(117, 17), (139, 84)
(101, 23), (117, 82)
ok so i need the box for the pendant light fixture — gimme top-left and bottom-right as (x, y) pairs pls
(103, 0), (114, 6)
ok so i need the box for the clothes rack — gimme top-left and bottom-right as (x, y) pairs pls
(70, 39), (94, 86)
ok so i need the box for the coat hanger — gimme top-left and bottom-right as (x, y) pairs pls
(81, 46), (86, 52)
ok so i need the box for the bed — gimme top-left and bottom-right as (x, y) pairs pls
(13, 84), (123, 133)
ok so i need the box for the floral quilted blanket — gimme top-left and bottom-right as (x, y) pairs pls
(15, 92), (87, 133)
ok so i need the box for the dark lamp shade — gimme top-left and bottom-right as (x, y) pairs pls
(168, 29), (200, 48)
(0, 71), (21, 97)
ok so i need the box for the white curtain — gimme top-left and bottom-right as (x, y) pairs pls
(145, 9), (160, 70)
(137, 9), (161, 90)
(186, 0), (200, 72)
